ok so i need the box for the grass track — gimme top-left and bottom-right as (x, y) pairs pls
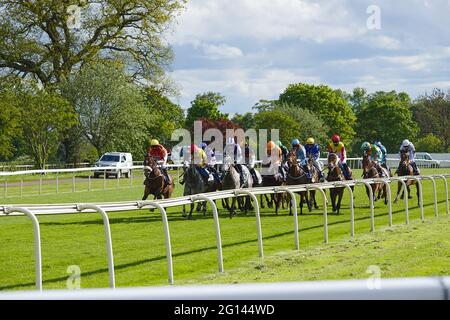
(0, 168), (449, 291)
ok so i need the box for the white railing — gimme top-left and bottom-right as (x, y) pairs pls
(0, 174), (448, 291)
(0, 277), (448, 300)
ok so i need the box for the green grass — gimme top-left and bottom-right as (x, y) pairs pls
(0, 168), (448, 291)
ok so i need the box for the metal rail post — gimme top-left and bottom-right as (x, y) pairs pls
(434, 175), (448, 216)
(234, 190), (264, 257)
(373, 178), (393, 227)
(421, 176), (438, 217)
(334, 182), (355, 238)
(391, 177), (409, 224)
(307, 186), (328, 243)
(138, 201), (174, 285)
(356, 181), (375, 232)
(76, 204), (115, 289)
(274, 187), (299, 251)
(191, 194), (224, 273)
(4, 207), (42, 291)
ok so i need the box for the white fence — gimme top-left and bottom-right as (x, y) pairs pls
(0, 174), (449, 291)
(1, 277), (449, 300)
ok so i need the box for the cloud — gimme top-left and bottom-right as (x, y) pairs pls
(200, 43), (244, 60)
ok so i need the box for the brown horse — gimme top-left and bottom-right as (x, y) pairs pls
(260, 158), (284, 215)
(285, 152), (311, 215)
(142, 157), (174, 201)
(394, 152), (419, 205)
(326, 153), (345, 214)
(362, 154), (388, 204)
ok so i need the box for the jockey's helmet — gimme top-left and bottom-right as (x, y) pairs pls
(150, 139), (159, 146)
(291, 139), (300, 146)
(200, 142), (207, 150)
(361, 142), (371, 151)
(374, 140), (381, 147)
(331, 134), (341, 143)
(402, 139), (410, 147)
(190, 144), (197, 153)
(306, 137), (315, 145)
(275, 140), (283, 147)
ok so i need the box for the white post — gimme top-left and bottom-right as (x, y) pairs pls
(191, 194), (224, 273)
(76, 204), (115, 289)
(4, 207), (42, 291)
(138, 201), (174, 285)
(434, 175), (448, 216)
(234, 190), (264, 257)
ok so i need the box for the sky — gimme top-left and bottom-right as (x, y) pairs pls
(166, 0), (450, 114)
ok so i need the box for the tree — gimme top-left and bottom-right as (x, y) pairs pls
(278, 83), (356, 143)
(415, 133), (444, 153)
(0, 0), (185, 88)
(19, 86), (77, 169)
(60, 60), (152, 157)
(231, 112), (255, 131)
(144, 87), (185, 147)
(185, 92), (228, 129)
(352, 91), (419, 154)
(253, 110), (300, 147)
(412, 89), (450, 151)
(0, 87), (22, 159)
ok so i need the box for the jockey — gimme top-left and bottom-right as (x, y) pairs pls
(201, 142), (221, 184)
(275, 140), (289, 163)
(327, 134), (351, 180)
(266, 140), (285, 180)
(147, 139), (170, 185)
(244, 142), (259, 184)
(399, 139), (420, 175)
(188, 143), (210, 183)
(291, 138), (309, 179)
(361, 142), (386, 178)
(374, 140), (389, 170)
(305, 137), (325, 182)
(224, 137), (244, 185)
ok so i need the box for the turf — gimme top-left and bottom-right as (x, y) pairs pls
(0, 168), (448, 291)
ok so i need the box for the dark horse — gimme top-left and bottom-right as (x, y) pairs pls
(394, 151), (419, 205)
(142, 157), (174, 201)
(181, 164), (220, 219)
(286, 152), (312, 215)
(362, 154), (388, 205)
(326, 153), (345, 214)
(260, 159), (284, 215)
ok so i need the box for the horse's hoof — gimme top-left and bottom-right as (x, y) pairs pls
(314, 205), (319, 210)
(408, 196), (413, 199)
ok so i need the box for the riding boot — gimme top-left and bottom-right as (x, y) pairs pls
(250, 168), (258, 185)
(411, 162), (420, 176)
(162, 168), (170, 186)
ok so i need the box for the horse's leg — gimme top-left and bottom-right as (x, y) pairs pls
(394, 181), (401, 203)
(336, 189), (343, 214)
(188, 203), (194, 219)
(260, 194), (265, 209)
(331, 190), (336, 213)
(312, 190), (319, 209)
(203, 202), (207, 216)
(407, 184), (413, 199)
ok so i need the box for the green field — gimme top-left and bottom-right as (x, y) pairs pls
(0, 168), (449, 291)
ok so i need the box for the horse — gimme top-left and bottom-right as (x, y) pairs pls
(362, 153), (388, 205)
(285, 152), (311, 215)
(220, 157), (253, 217)
(142, 157), (174, 202)
(394, 151), (419, 205)
(260, 158), (284, 215)
(306, 154), (320, 210)
(181, 163), (219, 219)
(326, 153), (345, 214)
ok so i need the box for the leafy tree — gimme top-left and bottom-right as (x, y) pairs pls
(0, 0), (185, 87)
(144, 87), (185, 147)
(412, 89), (450, 151)
(278, 83), (356, 143)
(415, 133), (444, 153)
(60, 60), (152, 158)
(185, 92), (228, 129)
(352, 91), (419, 155)
(253, 110), (300, 147)
(0, 88), (22, 159)
(19, 85), (77, 169)
(231, 112), (255, 131)
(349, 87), (369, 114)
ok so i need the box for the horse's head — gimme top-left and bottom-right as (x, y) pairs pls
(221, 155), (234, 173)
(327, 163), (343, 182)
(327, 153), (338, 167)
(400, 151), (409, 164)
(286, 152), (297, 167)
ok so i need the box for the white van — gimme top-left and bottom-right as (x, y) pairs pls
(93, 152), (133, 179)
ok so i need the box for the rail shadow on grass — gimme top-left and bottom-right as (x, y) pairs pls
(1, 200), (444, 291)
